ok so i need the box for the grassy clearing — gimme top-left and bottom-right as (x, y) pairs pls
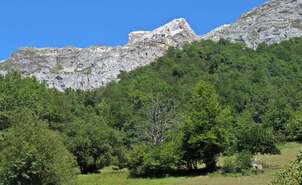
(76, 142), (302, 185)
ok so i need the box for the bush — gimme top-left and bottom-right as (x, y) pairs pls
(222, 151), (253, 173)
(0, 112), (77, 185)
(273, 152), (302, 185)
(235, 125), (280, 155)
(287, 109), (302, 141)
(64, 116), (123, 174)
(127, 142), (181, 177)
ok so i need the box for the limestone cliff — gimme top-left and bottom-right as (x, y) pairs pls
(203, 0), (302, 48)
(1, 0), (302, 91)
(0, 19), (198, 91)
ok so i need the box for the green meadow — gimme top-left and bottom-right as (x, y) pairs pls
(76, 142), (302, 185)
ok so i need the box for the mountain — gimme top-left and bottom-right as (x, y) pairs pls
(1, 0), (302, 91)
(203, 0), (302, 48)
(0, 19), (198, 91)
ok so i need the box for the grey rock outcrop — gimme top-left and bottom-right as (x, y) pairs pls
(203, 0), (302, 48)
(1, 0), (302, 91)
(0, 18), (198, 91)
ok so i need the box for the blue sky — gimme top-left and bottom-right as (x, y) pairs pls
(0, 0), (266, 60)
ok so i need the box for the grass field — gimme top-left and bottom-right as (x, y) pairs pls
(76, 142), (302, 185)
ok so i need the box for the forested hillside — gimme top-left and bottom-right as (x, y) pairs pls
(1, 38), (302, 184)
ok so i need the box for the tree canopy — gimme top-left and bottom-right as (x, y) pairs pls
(1, 38), (302, 179)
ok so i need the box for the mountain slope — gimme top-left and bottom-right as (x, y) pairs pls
(0, 19), (198, 91)
(203, 0), (302, 48)
(0, 0), (302, 91)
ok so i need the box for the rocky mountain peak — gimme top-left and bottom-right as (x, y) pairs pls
(202, 0), (302, 48)
(1, 0), (302, 91)
(128, 18), (196, 45)
(0, 18), (198, 91)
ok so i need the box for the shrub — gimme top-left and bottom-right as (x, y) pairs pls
(273, 152), (302, 185)
(235, 152), (253, 171)
(0, 112), (77, 185)
(64, 116), (123, 174)
(127, 142), (181, 177)
(287, 109), (302, 141)
(222, 156), (237, 173)
(222, 151), (253, 173)
(235, 125), (280, 155)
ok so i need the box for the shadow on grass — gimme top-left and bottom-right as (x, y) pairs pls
(169, 168), (211, 177)
(127, 168), (215, 179)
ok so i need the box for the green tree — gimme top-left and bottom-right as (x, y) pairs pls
(263, 98), (292, 137)
(181, 81), (232, 171)
(287, 109), (302, 141)
(0, 111), (77, 185)
(64, 115), (123, 174)
(235, 124), (280, 155)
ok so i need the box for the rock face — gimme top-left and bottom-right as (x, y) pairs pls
(1, 0), (302, 91)
(0, 19), (198, 91)
(203, 0), (302, 48)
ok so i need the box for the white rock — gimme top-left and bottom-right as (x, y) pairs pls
(202, 0), (302, 48)
(1, 0), (302, 91)
(0, 18), (198, 91)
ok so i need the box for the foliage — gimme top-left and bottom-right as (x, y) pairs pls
(0, 73), (73, 130)
(126, 141), (181, 177)
(222, 151), (253, 173)
(91, 38), (302, 149)
(63, 115), (124, 174)
(181, 81), (233, 171)
(287, 109), (302, 141)
(235, 124), (280, 155)
(273, 152), (302, 185)
(1, 38), (302, 179)
(0, 111), (77, 185)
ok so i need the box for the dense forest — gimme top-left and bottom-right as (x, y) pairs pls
(1, 38), (302, 184)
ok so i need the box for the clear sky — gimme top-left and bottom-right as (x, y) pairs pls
(0, 0), (266, 60)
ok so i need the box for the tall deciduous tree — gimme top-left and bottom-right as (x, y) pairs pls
(181, 81), (232, 171)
